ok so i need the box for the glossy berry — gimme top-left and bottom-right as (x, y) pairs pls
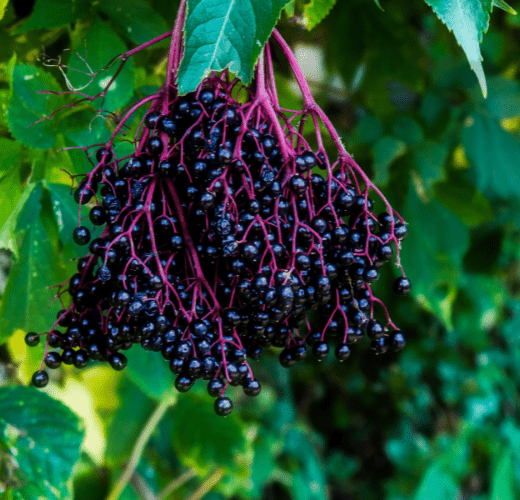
(44, 352), (62, 369)
(73, 226), (91, 246)
(32, 370), (49, 388)
(391, 331), (406, 351)
(109, 353), (127, 371)
(313, 341), (329, 360)
(394, 277), (411, 295)
(89, 206), (107, 225)
(175, 374), (194, 392)
(207, 378), (225, 397)
(335, 343), (350, 361)
(214, 396), (233, 416)
(243, 378), (261, 396)
(25, 332), (40, 347)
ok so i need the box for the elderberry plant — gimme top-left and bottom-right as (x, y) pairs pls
(26, 1), (410, 416)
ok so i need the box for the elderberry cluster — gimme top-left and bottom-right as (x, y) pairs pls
(28, 55), (410, 416)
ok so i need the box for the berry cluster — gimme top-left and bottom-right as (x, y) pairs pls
(27, 16), (410, 416)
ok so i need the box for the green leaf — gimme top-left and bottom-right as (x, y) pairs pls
(169, 392), (247, 474)
(178, 0), (291, 94)
(67, 17), (134, 111)
(0, 186), (64, 342)
(391, 116), (424, 145)
(98, 0), (169, 46)
(19, 0), (90, 31)
(372, 136), (407, 186)
(483, 75), (520, 119)
(491, 450), (515, 500)
(125, 348), (175, 401)
(423, 0), (492, 97)
(401, 185), (470, 328)
(414, 461), (459, 500)
(412, 141), (448, 195)
(463, 110), (520, 200)
(6, 64), (63, 150)
(493, 0), (517, 14)
(0, 386), (84, 500)
(0, 138), (22, 177)
(433, 177), (494, 227)
(0, 0), (8, 22)
(304, 0), (338, 30)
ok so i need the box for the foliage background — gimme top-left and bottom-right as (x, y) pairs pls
(1, 0), (520, 499)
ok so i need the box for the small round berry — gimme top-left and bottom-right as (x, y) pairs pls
(279, 348), (296, 368)
(89, 206), (106, 225)
(95, 147), (113, 163)
(335, 343), (351, 361)
(391, 331), (406, 351)
(312, 341), (329, 360)
(44, 352), (62, 369)
(367, 320), (385, 340)
(394, 224), (408, 240)
(175, 374), (194, 393)
(61, 348), (75, 365)
(394, 277), (411, 295)
(243, 378), (261, 397)
(214, 396), (233, 416)
(73, 226), (91, 246)
(109, 353), (127, 371)
(73, 349), (89, 369)
(24, 332), (40, 347)
(371, 336), (390, 355)
(147, 136), (164, 155)
(207, 378), (225, 397)
(144, 112), (161, 129)
(32, 370), (49, 388)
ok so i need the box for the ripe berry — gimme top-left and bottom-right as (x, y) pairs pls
(109, 353), (127, 371)
(391, 331), (406, 351)
(175, 374), (194, 392)
(313, 341), (329, 360)
(394, 277), (411, 295)
(89, 206), (107, 225)
(207, 378), (225, 397)
(243, 378), (261, 396)
(32, 370), (49, 387)
(24, 332), (40, 347)
(73, 226), (91, 246)
(335, 344), (350, 361)
(44, 352), (62, 369)
(214, 396), (233, 416)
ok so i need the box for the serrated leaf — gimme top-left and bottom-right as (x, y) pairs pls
(178, 0), (291, 94)
(98, 0), (169, 46)
(67, 17), (134, 111)
(18, 0), (90, 31)
(493, 0), (517, 14)
(372, 136), (407, 186)
(424, 0), (492, 97)
(0, 186), (64, 342)
(6, 64), (63, 150)
(491, 450), (515, 500)
(463, 110), (520, 200)
(304, 0), (338, 30)
(0, 386), (84, 500)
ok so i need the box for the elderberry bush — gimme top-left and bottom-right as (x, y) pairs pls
(27, 11), (410, 416)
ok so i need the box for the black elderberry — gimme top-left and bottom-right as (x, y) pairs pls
(313, 341), (329, 360)
(243, 378), (261, 396)
(73, 226), (91, 246)
(394, 277), (411, 295)
(214, 396), (233, 416)
(109, 353), (127, 371)
(290, 175), (307, 196)
(32, 370), (49, 388)
(207, 378), (225, 397)
(394, 224), (408, 240)
(175, 374), (195, 393)
(24, 332), (40, 347)
(335, 344), (350, 361)
(73, 349), (89, 369)
(391, 331), (406, 351)
(279, 348), (296, 368)
(144, 112), (161, 129)
(89, 206), (106, 226)
(158, 115), (176, 135)
(371, 336), (390, 355)
(43, 352), (61, 370)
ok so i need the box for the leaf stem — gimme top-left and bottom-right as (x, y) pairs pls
(186, 469), (225, 500)
(157, 468), (198, 500)
(106, 396), (176, 500)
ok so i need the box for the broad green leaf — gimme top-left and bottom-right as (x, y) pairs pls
(493, 0), (517, 14)
(401, 185), (470, 328)
(0, 386), (84, 500)
(67, 17), (134, 111)
(433, 178), (494, 226)
(424, 0), (492, 97)
(463, 111), (520, 200)
(412, 141), (448, 195)
(372, 136), (407, 186)
(491, 450), (515, 500)
(0, 138), (22, 176)
(391, 116), (424, 145)
(178, 0), (291, 94)
(414, 461), (459, 500)
(6, 64), (63, 150)
(19, 0), (90, 31)
(125, 348), (175, 400)
(304, 0), (338, 30)
(483, 75), (520, 119)
(169, 392), (247, 475)
(98, 0), (169, 46)
(0, 188), (64, 342)
(350, 113), (384, 146)
(0, 164), (23, 240)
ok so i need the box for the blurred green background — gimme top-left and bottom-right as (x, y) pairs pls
(1, 0), (520, 499)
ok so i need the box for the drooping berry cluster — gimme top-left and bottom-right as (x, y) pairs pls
(27, 7), (410, 416)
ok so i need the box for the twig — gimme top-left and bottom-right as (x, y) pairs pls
(186, 469), (225, 500)
(106, 396), (176, 500)
(157, 469), (198, 500)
